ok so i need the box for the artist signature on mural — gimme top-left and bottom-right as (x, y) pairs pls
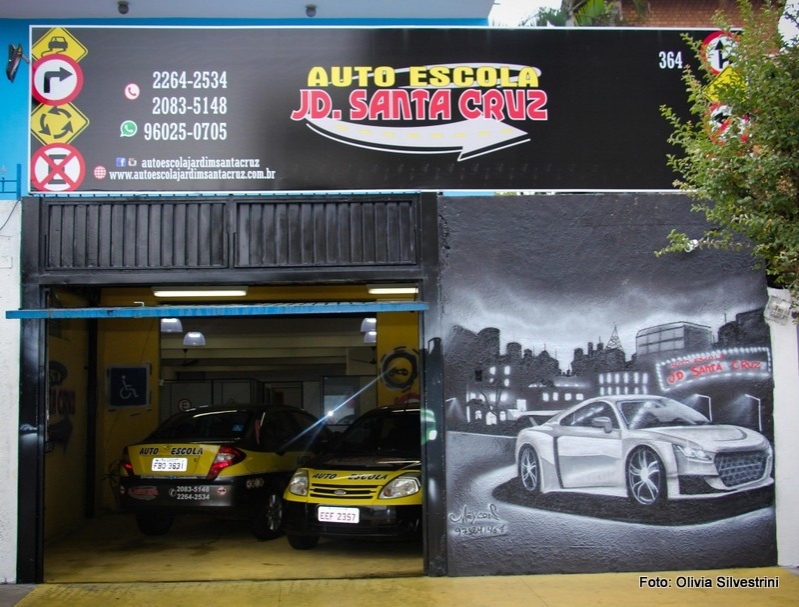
(449, 503), (508, 539)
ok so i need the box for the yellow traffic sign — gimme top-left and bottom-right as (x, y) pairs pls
(31, 28), (88, 63)
(31, 102), (90, 146)
(705, 65), (743, 103)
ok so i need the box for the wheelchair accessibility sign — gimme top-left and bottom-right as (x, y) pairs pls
(108, 366), (149, 408)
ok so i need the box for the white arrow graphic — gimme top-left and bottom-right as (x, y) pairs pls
(306, 117), (530, 161)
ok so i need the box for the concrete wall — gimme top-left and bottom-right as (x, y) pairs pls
(0, 200), (21, 582)
(0, 18), (27, 582)
(440, 194), (781, 575)
(767, 290), (799, 567)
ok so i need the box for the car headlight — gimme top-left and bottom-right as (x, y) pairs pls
(674, 443), (712, 462)
(288, 469), (309, 496)
(379, 475), (421, 499)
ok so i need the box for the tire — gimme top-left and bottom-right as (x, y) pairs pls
(518, 446), (541, 494)
(136, 512), (174, 536)
(626, 447), (666, 506)
(287, 534), (319, 550)
(251, 483), (285, 541)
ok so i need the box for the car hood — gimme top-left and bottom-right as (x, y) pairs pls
(308, 451), (421, 471)
(643, 424), (769, 448)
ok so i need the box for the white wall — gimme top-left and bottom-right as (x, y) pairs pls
(767, 289), (799, 568)
(0, 199), (21, 582)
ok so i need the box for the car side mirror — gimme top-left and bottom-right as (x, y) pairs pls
(591, 416), (613, 433)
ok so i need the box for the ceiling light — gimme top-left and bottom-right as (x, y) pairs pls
(363, 330), (377, 344)
(160, 318), (183, 333)
(152, 286), (248, 298)
(360, 317), (377, 332)
(183, 332), (206, 347)
(367, 284), (418, 295)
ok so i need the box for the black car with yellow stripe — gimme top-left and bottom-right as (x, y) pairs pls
(283, 405), (422, 549)
(118, 403), (330, 539)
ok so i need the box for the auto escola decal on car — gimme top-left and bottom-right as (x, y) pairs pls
(137, 446), (204, 455)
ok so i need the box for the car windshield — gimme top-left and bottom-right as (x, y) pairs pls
(150, 409), (253, 441)
(335, 411), (421, 456)
(619, 398), (710, 430)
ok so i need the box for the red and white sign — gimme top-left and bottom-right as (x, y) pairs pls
(31, 54), (84, 106)
(31, 143), (85, 192)
(701, 31), (737, 76)
(657, 347), (771, 391)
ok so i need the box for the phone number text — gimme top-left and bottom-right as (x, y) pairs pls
(153, 96), (228, 115)
(144, 122), (228, 141)
(152, 70), (228, 89)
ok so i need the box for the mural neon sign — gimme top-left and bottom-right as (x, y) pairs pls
(656, 347), (772, 392)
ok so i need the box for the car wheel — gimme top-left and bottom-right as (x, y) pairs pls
(251, 483), (285, 541)
(136, 512), (174, 536)
(626, 447), (666, 506)
(518, 446), (541, 494)
(287, 534), (319, 550)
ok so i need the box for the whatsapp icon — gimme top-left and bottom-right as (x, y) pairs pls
(120, 120), (137, 138)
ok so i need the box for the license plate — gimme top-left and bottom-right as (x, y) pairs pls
(317, 506), (360, 524)
(151, 457), (187, 472)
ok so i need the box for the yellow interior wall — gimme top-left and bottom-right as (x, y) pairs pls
(97, 288), (161, 511)
(92, 286), (420, 509)
(44, 292), (89, 539)
(375, 311), (421, 405)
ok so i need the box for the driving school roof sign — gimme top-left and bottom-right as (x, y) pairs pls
(28, 26), (708, 194)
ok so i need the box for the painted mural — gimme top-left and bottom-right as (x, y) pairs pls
(440, 194), (776, 576)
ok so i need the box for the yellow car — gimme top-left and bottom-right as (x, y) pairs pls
(118, 404), (330, 539)
(283, 405), (422, 549)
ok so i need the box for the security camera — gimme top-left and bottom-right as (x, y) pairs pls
(305, 4), (316, 17)
(118, 1), (129, 15)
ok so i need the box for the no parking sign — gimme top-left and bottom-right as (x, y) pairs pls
(31, 143), (85, 192)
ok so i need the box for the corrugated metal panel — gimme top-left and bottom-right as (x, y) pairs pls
(42, 197), (419, 272)
(46, 200), (228, 270)
(236, 199), (417, 267)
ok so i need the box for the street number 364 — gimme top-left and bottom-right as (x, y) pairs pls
(658, 51), (684, 69)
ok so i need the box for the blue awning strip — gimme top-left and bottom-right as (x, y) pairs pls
(5, 301), (427, 320)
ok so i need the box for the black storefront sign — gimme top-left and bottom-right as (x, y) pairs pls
(28, 26), (711, 194)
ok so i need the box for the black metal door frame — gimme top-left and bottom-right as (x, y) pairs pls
(13, 192), (445, 583)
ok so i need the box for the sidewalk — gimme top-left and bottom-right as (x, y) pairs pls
(4, 567), (799, 607)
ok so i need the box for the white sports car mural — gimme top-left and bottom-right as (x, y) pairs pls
(515, 395), (773, 506)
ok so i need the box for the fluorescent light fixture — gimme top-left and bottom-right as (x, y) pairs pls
(160, 318), (183, 333)
(360, 317), (377, 332)
(367, 284), (418, 295)
(183, 332), (206, 347)
(152, 286), (248, 298)
(363, 330), (377, 344)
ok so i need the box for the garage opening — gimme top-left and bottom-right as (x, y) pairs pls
(12, 192), (444, 582)
(15, 284), (431, 583)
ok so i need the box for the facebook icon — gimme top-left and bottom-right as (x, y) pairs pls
(115, 157), (127, 167)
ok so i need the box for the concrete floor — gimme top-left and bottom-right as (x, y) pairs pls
(43, 512), (423, 583)
(2, 513), (796, 606)
(6, 568), (799, 607)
